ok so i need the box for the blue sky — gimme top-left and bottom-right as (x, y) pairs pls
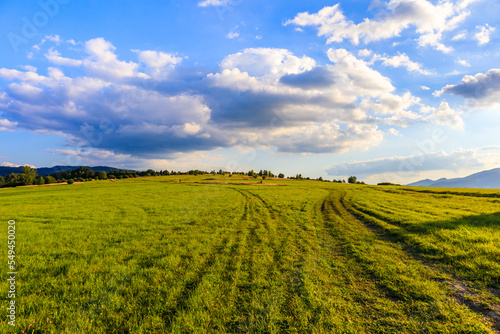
(1, 0), (499, 184)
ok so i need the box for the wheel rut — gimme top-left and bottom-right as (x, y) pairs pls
(335, 191), (500, 333)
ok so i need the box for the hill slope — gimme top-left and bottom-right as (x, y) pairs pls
(407, 168), (500, 189)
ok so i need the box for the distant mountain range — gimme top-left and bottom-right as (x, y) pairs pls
(0, 165), (131, 177)
(407, 168), (500, 189)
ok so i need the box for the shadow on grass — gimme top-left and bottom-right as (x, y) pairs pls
(406, 211), (500, 235)
(347, 203), (500, 288)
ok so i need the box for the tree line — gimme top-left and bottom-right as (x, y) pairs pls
(0, 166), (138, 188)
(0, 166), (364, 188)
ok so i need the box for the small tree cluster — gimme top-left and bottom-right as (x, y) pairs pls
(1, 166), (38, 187)
(348, 176), (365, 184)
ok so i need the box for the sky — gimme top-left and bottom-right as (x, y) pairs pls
(0, 0), (499, 184)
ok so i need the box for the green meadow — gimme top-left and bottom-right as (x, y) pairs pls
(0, 175), (499, 333)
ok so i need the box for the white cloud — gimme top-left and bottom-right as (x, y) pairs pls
(361, 92), (421, 122)
(358, 49), (373, 58)
(455, 58), (470, 67)
(44, 35), (62, 44)
(421, 85), (430, 90)
(388, 128), (401, 136)
(327, 48), (394, 94)
(475, 24), (495, 45)
(210, 48), (430, 129)
(0, 162), (37, 168)
(0, 68), (46, 83)
(0, 118), (18, 132)
(372, 52), (431, 75)
(219, 48), (316, 77)
(8, 82), (44, 98)
(285, 0), (478, 52)
(21, 65), (37, 72)
(136, 50), (182, 69)
(207, 68), (264, 91)
(226, 31), (240, 39)
(431, 101), (464, 130)
(198, 0), (228, 7)
(47, 148), (136, 167)
(264, 123), (383, 154)
(451, 32), (467, 40)
(0, 38), (466, 159)
(83, 38), (139, 80)
(45, 48), (83, 66)
(134, 50), (183, 78)
(417, 32), (453, 53)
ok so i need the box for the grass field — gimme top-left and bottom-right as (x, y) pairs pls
(0, 175), (499, 333)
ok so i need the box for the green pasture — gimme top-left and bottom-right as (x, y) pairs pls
(0, 175), (499, 333)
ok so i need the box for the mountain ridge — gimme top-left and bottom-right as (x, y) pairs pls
(407, 168), (500, 189)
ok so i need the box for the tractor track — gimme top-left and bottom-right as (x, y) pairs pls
(336, 191), (500, 333)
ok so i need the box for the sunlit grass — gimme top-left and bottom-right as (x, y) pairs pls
(0, 176), (498, 333)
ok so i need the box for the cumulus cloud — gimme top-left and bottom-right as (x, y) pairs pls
(436, 69), (500, 107)
(431, 101), (464, 130)
(266, 123), (383, 154)
(83, 38), (140, 80)
(372, 52), (431, 75)
(0, 38), (463, 159)
(136, 50), (182, 69)
(474, 24), (495, 45)
(285, 0), (478, 52)
(326, 48), (394, 94)
(134, 50), (183, 78)
(219, 48), (316, 77)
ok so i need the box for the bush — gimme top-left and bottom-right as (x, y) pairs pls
(378, 182), (401, 186)
(44, 176), (57, 184)
(67, 179), (75, 184)
(96, 171), (107, 180)
(34, 176), (45, 185)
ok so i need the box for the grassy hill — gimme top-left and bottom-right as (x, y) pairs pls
(0, 175), (499, 333)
